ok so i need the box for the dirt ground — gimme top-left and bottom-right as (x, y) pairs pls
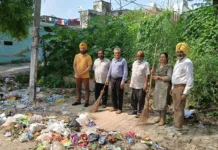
(0, 63), (30, 76)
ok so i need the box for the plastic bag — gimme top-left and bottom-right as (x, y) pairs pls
(19, 133), (28, 142)
(99, 135), (107, 145)
(76, 113), (90, 126)
(88, 133), (99, 142)
(29, 114), (43, 123)
(88, 120), (96, 127)
(29, 123), (46, 133)
(1, 118), (15, 127)
(71, 133), (79, 146)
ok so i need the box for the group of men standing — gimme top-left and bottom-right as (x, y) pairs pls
(72, 42), (194, 130)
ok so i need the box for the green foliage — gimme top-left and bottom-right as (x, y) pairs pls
(42, 27), (79, 76)
(0, 0), (33, 40)
(206, 111), (218, 118)
(37, 27), (80, 88)
(37, 74), (64, 88)
(190, 54), (218, 107)
(136, 11), (181, 64)
(15, 73), (29, 84)
(180, 6), (218, 57)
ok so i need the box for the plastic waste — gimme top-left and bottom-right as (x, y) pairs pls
(29, 123), (46, 133)
(71, 133), (79, 146)
(115, 133), (123, 140)
(128, 131), (135, 138)
(88, 120), (96, 127)
(36, 87), (41, 92)
(88, 133), (99, 142)
(52, 141), (64, 150)
(63, 140), (72, 147)
(99, 135), (107, 145)
(56, 98), (64, 103)
(127, 137), (135, 143)
(184, 109), (195, 118)
(60, 104), (67, 115)
(36, 144), (47, 150)
(29, 114), (43, 123)
(4, 131), (12, 137)
(85, 126), (97, 135)
(16, 104), (27, 109)
(26, 131), (34, 141)
(106, 145), (116, 150)
(68, 116), (81, 128)
(1, 118), (15, 127)
(52, 133), (62, 141)
(76, 113), (90, 126)
(199, 121), (205, 128)
(19, 133), (28, 142)
(52, 94), (63, 100)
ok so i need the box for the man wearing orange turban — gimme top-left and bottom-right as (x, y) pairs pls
(72, 42), (92, 107)
(170, 42), (194, 132)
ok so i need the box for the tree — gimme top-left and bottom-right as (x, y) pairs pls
(0, 0), (33, 40)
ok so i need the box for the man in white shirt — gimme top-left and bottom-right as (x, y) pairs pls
(129, 51), (150, 118)
(171, 42), (194, 130)
(93, 50), (110, 108)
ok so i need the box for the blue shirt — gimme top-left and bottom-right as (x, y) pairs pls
(107, 57), (128, 83)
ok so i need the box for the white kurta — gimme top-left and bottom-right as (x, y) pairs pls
(172, 57), (194, 95)
(130, 60), (150, 89)
(93, 58), (110, 84)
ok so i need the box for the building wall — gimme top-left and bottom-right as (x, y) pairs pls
(93, 0), (111, 12)
(79, 1), (127, 28)
(0, 28), (48, 63)
(79, 10), (89, 29)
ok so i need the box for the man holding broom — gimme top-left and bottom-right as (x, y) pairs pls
(93, 50), (110, 108)
(105, 48), (128, 114)
(129, 51), (150, 118)
(170, 42), (194, 131)
(72, 42), (92, 107)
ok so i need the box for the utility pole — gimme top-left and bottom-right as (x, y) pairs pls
(29, 0), (41, 102)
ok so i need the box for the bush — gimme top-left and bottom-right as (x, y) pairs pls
(15, 73), (29, 84)
(190, 54), (218, 107)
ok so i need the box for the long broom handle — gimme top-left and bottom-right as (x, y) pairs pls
(146, 43), (158, 101)
(100, 84), (107, 95)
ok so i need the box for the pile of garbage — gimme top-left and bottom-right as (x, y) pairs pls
(0, 83), (74, 113)
(0, 112), (165, 150)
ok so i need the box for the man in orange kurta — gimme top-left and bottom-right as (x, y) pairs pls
(72, 42), (92, 107)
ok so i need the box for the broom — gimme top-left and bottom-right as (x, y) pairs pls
(139, 43), (158, 124)
(90, 84), (106, 112)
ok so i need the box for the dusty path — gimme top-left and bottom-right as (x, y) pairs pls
(0, 63), (30, 76)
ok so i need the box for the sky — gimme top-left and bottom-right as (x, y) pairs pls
(40, 0), (189, 19)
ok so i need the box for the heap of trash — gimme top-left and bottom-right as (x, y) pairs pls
(0, 83), (73, 113)
(0, 112), (165, 150)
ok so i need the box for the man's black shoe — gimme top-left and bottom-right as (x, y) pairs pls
(135, 113), (141, 118)
(128, 110), (137, 115)
(72, 101), (81, 106)
(84, 102), (89, 107)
